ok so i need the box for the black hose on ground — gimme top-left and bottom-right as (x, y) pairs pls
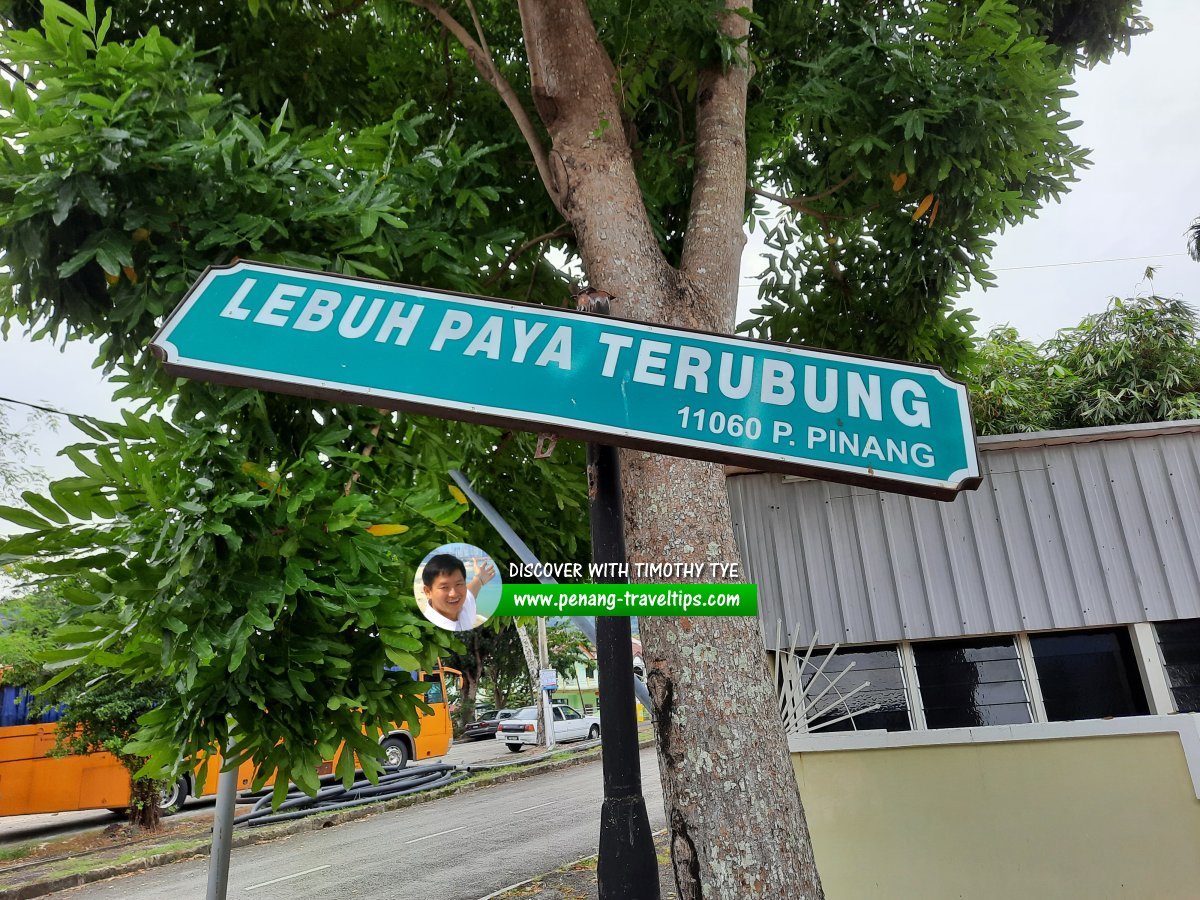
(233, 763), (462, 827)
(231, 737), (605, 827)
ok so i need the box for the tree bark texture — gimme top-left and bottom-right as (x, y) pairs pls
(517, 2), (824, 896)
(128, 772), (162, 831)
(515, 623), (547, 748)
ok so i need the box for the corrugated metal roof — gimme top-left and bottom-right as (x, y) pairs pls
(729, 420), (1200, 650)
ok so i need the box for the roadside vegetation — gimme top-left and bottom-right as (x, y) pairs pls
(969, 292), (1200, 435)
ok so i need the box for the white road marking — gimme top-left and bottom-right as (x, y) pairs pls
(244, 864), (331, 892)
(404, 824), (468, 844)
(513, 800), (555, 814)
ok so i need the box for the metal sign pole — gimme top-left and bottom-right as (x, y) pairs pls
(573, 289), (659, 898)
(588, 441), (659, 899)
(205, 742), (239, 900)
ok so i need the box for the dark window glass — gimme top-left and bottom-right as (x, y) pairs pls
(801, 648), (911, 733)
(1030, 629), (1148, 721)
(423, 679), (444, 705)
(914, 637), (1031, 729)
(1155, 620), (1200, 713)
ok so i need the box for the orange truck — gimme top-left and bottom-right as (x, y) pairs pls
(0, 669), (456, 817)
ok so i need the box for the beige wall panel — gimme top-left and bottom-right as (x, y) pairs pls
(794, 734), (1200, 899)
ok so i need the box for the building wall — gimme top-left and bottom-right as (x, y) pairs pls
(729, 421), (1200, 649)
(791, 717), (1200, 900)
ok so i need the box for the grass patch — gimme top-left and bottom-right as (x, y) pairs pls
(112, 839), (203, 865)
(457, 746), (601, 787)
(44, 858), (107, 879)
(458, 764), (529, 784)
(44, 840), (205, 879)
(0, 843), (36, 863)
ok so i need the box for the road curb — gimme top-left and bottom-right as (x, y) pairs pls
(0, 737), (656, 899)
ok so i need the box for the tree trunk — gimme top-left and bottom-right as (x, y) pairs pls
(463, 673), (479, 707)
(515, 623), (547, 749)
(516, 1), (824, 895)
(127, 773), (162, 831)
(457, 670), (480, 733)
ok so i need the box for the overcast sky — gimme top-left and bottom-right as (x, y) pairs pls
(1, 0), (1198, 494)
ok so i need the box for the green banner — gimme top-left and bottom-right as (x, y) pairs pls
(496, 584), (758, 617)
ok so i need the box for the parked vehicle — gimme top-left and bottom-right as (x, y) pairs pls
(496, 704), (601, 751)
(461, 708), (516, 741)
(0, 667), (457, 818)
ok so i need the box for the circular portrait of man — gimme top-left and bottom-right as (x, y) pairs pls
(413, 543), (501, 632)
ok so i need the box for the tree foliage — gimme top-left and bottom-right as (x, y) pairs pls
(0, 404), (49, 502)
(50, 669), (169, 828)
(0, 0), (1149, 373)
(475, 622), (534, 713)
(969, 295), (1200, 435)
(442, 621), (518, 730)
(0, 583), (167, 828)
(0, 4), (591, 797)
(547, 623), (592, 682)
(0, 583), (67, 685)
(741, 1), (1147, 366)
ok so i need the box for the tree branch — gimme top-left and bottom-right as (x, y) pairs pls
(516, 0), (675, 325)
(483, 224), (571, 287)
(679, 1), (754, 328)
(0, 59), (34, 92)
(408, 0), (566, 218)
(342, 418), (384, 496)
(463, 0), (492, 63)
(754, 173), (854, 206)
(748, 183), (853, 222)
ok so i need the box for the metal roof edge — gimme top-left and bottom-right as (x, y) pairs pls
(725, 418), (1200, 479)
(974, 418), (1200, 452)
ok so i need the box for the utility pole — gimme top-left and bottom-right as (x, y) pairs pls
(537, 617), (557, 752)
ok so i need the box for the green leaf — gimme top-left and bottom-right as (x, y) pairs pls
(383, 648), (422, 670)
(334, 742), (357, 787)
(20, 492), (69, 525)
(49, 482), (94, 519)
(0, 505), (52, 531)
(44, 0), (91, 31)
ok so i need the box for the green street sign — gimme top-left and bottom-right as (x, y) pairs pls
(151, 262), (981, 500)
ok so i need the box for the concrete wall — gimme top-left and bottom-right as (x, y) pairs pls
(791, 716), (1200, 899)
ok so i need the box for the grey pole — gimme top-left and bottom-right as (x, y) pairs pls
(205, 744), (239, 900)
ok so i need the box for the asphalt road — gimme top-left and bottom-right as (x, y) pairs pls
(51, 746), (665, 899)
(0, 734), (535, 846)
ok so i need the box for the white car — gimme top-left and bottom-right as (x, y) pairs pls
(495, 704), (601, 751)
